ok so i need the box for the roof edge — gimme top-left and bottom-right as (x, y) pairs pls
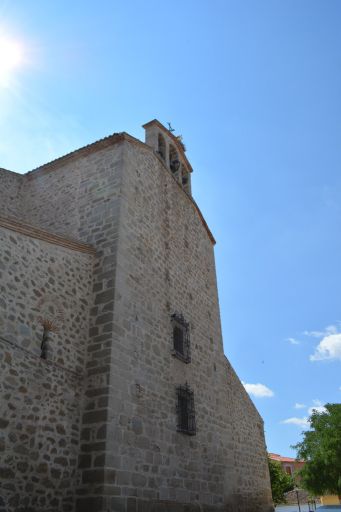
(0, 167), (23, 176)
(26, 133), (126, 175)
(23, 128), (215, 245)
(268, 453), (304, 463)
(123, 135), (216, 245)
(0, 216), (96, 255)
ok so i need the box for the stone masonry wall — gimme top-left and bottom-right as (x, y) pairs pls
(23, 140), (124, 241)
(0, 133), (273, 512)
(18, 144), (128, 511)
(0, 226), (93, 373)
(223, 357), (273, 510)
(0, 337), (83, 512)
(0, 168), (23, 219)
(0, 226), (93, 512)
(23, 161), (82, 240)
(78, 139), (273, 512)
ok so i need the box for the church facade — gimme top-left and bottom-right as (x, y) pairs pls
(0, 120), (273, 512)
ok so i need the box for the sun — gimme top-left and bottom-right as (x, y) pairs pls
(0, 35), (23, 86)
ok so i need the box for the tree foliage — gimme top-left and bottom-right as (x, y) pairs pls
(268, 457), (294, 504)
(293, 403), (341, 496)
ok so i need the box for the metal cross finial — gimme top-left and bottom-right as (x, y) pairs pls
(167, 122), (175, 133)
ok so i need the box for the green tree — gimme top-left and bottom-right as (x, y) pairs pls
(293, 403), (341, 497)
(268, 457), (294, 504)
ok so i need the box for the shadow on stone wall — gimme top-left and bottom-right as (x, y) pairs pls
(0, 336), (84, 512)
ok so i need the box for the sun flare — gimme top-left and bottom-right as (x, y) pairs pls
(0, 35), (23, 86)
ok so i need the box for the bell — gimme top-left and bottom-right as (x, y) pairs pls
(170, 159), (180, 173)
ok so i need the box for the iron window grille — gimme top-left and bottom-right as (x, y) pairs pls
(176, 383), (196, 435)
(171, 313), (191, 363)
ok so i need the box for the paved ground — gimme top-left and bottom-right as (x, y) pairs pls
(276, 506), (341, 512)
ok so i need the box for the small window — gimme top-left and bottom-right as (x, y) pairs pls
(176, 383), (196, 435)
(171, 313), (190, 363)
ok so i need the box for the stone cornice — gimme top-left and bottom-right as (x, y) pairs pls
(27, 133), (127, 176)
(0, 167), (23, 176)
(188, 196), (216, 245)
(124, 137), (216, 245)
(0, 216), (96, 255)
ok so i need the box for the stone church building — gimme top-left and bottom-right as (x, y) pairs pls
(0, 120), (273, 512)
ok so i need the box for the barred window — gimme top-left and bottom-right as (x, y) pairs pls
(171, 313), (190, 363)
(176, 383), (196, 435)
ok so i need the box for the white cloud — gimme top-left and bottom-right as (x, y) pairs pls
(304, 330), (323, 338)
(294, 403), (306, 409)
(308, 399), (327, 415)
(303, 323), (341, 362)
(283, 400), (327, 429)
(287, 337), (300, 345)
(304, 324), (339, 338)
(242, 382), (274, 398)
(310, 333), (341, 362)
(281, 417), (309, 428)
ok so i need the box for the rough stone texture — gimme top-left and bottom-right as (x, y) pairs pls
(0, 226), (93, 512)
(0, 337), (83, 512)
(0, 122), (273, 512)
(0, 227), (93, 371)
(0, 168), (23, 219)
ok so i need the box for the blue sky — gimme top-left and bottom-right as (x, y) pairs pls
(1, 0), (340, 457)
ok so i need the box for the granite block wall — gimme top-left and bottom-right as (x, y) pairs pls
(76, 139), (273, 512)
(0, 130), (273, 512)
(0, 227), (93, 372)
(19, 143), (128, 510)
(0, 337), (83, 512)
(0, 225), (93, 512)
(23, 141), (124, 241)
(222, 357), (273, 510)
(0, 168), (23, 219)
